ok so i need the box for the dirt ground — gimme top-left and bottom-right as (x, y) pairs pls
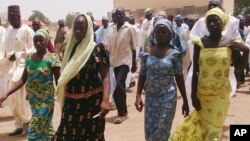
(0, 73), (250, 141)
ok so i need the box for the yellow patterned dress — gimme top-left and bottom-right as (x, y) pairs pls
(169, 39), (232, 141)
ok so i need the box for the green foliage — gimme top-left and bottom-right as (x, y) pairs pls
(234, 0), (250, 16)
(28, 10), (51, 25)
(65, 12), (79, 29)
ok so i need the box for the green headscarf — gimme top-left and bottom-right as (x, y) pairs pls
(34, 28), (49, 41)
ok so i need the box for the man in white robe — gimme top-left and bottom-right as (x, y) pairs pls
(140, 8), (154, 52)
(95, 16), (110, 44)
(1, 5), (34, 136)
(0, 18), (7, 100)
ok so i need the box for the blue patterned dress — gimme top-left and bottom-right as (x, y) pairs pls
(140, 48), (182, 141)
(25, 53), (61, 141)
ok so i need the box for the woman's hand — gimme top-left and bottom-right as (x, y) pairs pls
(9, 54), (16, 61)
(191, 94), (201, 111)
(0, 94), (8, 106)
(228, 41), (249, 53)
(135, 95), (143, 112)
(100, 101), (110, 116)
(182, 101), (189, 117)
(131, 63), (137, 73)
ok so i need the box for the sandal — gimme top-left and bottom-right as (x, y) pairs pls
(114, 116), (127, 124)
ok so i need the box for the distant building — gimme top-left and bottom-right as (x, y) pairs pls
(111, 0), (235, 22)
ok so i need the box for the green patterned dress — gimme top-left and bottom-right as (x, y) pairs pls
(25, 53), (61, 141)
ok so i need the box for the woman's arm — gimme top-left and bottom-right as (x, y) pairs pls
(175, 75), (189, 117)
(52, 67), (61, 86)
(229, 42), (249, 72)
(99, 64), (111, 115)
(192, 44), (201, 111)
(135, 75), (146, 112)
(0, 67), (28, 104)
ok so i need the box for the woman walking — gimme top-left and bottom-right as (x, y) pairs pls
(169, 8), (249, 141)
(135, 19), (189, 141)
(52, 14), (110, 141)
(0, 28), (61, 140)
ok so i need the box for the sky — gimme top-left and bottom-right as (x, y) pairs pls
(0, 0), (114, 22)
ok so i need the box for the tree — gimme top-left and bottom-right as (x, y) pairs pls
(28, 10), (51, 25)
(234, 0), (250, 16)
(65, 12), (79, 29)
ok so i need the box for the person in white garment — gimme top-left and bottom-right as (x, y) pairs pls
(0, 18), (7, 101)
(95, 16), (110, 44)
(187, 0), (241, 109)
(105, 8), (137, 124)
(181, 18), (196, 80)
(244, 14), (250, 77)
(96, 14), (116, 110)
(173, 15), (189, 54)
(181, 18), (197, 111)
(0, 5), (34, 136)
(141, 8), (154, 52)
(127, 15), (141, 88)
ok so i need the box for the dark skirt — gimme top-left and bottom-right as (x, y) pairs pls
(52, 92), (105, 141)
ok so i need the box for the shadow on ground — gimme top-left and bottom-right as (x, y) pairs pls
(0, 116), (14, 122)
(0, 133), (27, 141)
(105, 116), (117, 124)
(221, 125), (229, 140)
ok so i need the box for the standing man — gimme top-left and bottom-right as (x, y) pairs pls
(105, 7), (137, 124)
(141, 8), (154, 52)
(173, 15), (188, 55)
(2, 5), (34, 136)
(54, 19), (67, 60)
(95, 16), (110, 44)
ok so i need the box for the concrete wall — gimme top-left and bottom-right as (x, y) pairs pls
(114, 0), (208, 11)
(223, 0), (235, 15)
(113, 0), (235, 22)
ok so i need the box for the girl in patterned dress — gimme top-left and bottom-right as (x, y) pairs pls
(169, 8), (249, 141)
(0, 28), (61, 140)
(52, 14), (110, 141)
(135, 19), (189, 141)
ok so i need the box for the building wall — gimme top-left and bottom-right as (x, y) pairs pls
(223, 0), (235, 14)
(113, 0), (235, 22)
(114, 0), (208, 11)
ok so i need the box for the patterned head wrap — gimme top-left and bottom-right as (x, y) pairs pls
(8, 5), (20, 16)
(34, 29), (49, 42)
(149, 19), (174, 45)
(205, 7), (229, 30)
(154, 19), (174, 35)
(208, 0), (222, 7)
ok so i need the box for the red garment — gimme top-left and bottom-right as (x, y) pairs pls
(47, 40), (55, 53)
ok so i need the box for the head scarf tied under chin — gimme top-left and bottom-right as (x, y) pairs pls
(205, 7), (229, 30)
(149, 19), (174, 45)
(56, 13), (95, 108)
(154, 19), (174, 37)
(34, 29), (49, 41)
